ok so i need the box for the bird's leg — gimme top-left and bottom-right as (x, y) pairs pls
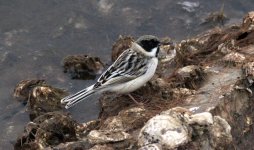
(128, 94), (143, 105)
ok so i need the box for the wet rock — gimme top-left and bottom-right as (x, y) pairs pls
(28, 85), (67, 120)
(15, 112), (79, 149)
(13, 80), (45, 103)
(63, 54), (104, 80)
(14, 80), (67, 120)
(111, 35), (134, 61)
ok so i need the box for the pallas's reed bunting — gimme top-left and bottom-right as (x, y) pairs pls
(61, 35), (161, 109)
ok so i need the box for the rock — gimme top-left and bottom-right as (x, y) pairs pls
(48, 141), (92, 150)
(181, 114), (232, 150)
(138, 107), (232, 150)
(85, 107), (147, 148)
(174, 38), (204, 66)
(171, 88), (196, 99)
(242, 11), (254, 31)
(100, 107), (146, 132)
(63, 54), (104, 80)
(211, 78), (254, 149)
(209, 116), (232, 149)
(111, 35), (134, 61)
(156, 37), (176, 77)
(13, 80), (45, 102)
(98, 94), (135, 119)
(188, 112), (213, 125)
(81, 120), (101, 134)
(158, 37), (175, 62)
(175, 65), (205, 89)
(138, 143), (162, 150)
(89, 144), (114, 150)
(15, 112), (79, 149)
(87, 130), (131, 144)
(222, 52), (246, 65)
(138, 108), (190, 149)
(242, 61), (254, 85)
(13, 80), (67, 120)
(28, 85), (67, 120)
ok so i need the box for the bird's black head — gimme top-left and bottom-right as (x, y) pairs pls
(136, 35), (160, 57)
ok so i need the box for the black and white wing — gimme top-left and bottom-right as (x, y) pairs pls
(93, 49), (149, 89)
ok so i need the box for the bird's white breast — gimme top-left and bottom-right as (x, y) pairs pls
(108, 57), (158, 94)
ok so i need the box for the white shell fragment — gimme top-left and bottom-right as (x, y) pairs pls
(188, 112), (214, 125)
(138, 113), (190, 149)
(88, 130), (131, 144)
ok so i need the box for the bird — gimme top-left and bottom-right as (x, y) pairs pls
(61, 35), (161, 109)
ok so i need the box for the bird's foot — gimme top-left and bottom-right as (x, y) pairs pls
(127, 94), (144, 106)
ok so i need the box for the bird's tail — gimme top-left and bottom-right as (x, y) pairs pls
(61, 85), (95, 109)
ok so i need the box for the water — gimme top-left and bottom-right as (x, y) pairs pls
(0, 0), (253, 148)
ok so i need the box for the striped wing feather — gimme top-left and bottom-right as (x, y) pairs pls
(94, 49), (148, 88)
